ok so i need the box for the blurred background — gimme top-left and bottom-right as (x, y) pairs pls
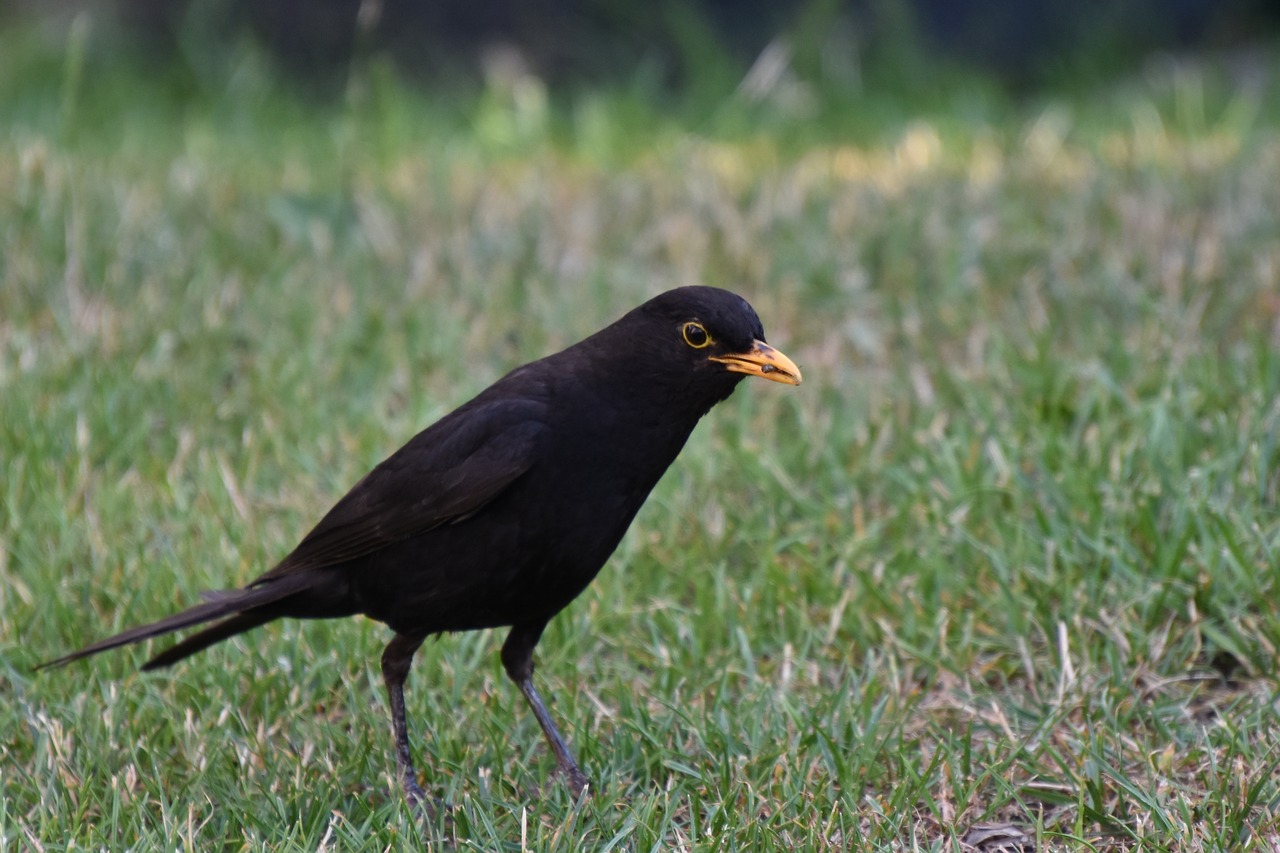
(6, 0), (1280, 102)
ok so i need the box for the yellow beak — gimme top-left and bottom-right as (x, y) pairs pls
(710, 340), (802, 385)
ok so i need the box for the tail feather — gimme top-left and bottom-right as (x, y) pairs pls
(37, 574), (311, 670)
(142, 611), (276, 670)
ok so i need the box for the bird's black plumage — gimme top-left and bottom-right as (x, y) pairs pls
(41, 285), (801, 807)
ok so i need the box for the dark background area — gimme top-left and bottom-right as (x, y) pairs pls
(6, 0), (1280, 95)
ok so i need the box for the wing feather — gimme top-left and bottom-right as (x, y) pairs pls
(255, 398), (546, 580)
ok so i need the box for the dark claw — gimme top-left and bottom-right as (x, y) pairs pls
(403, 779), (452, 824)
(558, 765), (591, 799)
(403, 777), (429, 807)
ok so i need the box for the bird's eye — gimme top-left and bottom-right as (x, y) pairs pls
(681, 322), (712, 349)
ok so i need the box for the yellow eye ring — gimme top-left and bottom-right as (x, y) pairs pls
(681, 322), (712, 349)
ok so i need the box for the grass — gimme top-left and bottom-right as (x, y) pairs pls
(3, 21), (1280, 851)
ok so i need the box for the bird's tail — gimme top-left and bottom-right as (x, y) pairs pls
(37, 574), (312, 671)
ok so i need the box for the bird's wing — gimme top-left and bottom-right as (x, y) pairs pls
(255, 398), (547, 580)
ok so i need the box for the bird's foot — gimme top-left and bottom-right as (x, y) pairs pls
(556, 764), (591, 800)
(402, 777), (449, 820)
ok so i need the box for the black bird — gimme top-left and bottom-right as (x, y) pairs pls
(41, 286), (801, 807)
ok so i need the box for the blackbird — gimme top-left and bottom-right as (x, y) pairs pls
(40, 286), (801, 807)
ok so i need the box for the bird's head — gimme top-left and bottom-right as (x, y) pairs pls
(608, 286), (801, 410)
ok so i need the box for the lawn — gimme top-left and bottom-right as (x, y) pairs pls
(3, 26), (1280, 851)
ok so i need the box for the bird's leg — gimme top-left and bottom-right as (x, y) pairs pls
(381, 632), (430, 809)
(501, 623), (590, 798)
